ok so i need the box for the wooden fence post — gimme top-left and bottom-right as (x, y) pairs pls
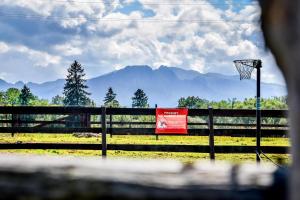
(11, 113), (15, 137)
(80, 113), (84, 128)
(155, 104), (159, 141)
(208, 106), (215, 160)
(110, 106), (113, 138)
(86, 113), (91, 128)
(101, 107), (107, 158)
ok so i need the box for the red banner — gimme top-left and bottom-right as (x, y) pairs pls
(155, 108), (188, 134)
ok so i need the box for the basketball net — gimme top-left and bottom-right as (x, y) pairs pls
(233, 59), (261, 80)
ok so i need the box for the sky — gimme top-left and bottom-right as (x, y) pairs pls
(0, 0), (286, 85)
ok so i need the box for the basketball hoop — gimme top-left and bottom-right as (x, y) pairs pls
(233, 59), (262, 163)
(233, 59), (262, 80)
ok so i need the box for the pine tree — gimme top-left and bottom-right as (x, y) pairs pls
(103, 87), (119, 107)
(0, 91), (5, 105)
(19, 85), (34, 105)
(18, 85), (36, 126)
(63, 61), (91, 106)
(51, 95), (64, 105)
(5, 88), (21, 105)
(132, 89), (149, 108)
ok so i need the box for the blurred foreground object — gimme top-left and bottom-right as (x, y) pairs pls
(0, 154), (287, 200)
(260, 1), (300, 199)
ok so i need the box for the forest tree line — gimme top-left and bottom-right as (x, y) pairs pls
(0, 61), (288, 110)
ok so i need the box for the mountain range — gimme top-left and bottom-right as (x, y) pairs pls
(0, 65), (287, 107)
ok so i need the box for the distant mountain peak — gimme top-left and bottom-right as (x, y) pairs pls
(0, 65), (287, 107)
(158, 65), (168, 69)
(122, 65), (152, 71)
(0, 79), (8, 84)
(15, 81), (25, 87)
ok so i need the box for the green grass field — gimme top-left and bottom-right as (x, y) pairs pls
(0, 133), (291, 164)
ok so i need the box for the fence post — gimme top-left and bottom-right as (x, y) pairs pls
(17, 114), (20, 128)
(155, 104), (158, 141)
(109, 106), (113, 138)
(86, 113), (91, 128)
(80, 113), (84, 128)
(208, 106), (215, 161)
(101, 107), (107, 158)
(11, 113), (15, 137)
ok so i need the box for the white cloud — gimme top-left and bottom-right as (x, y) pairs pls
(190, 58), (206, 73)
(16, 45), (61, 67)
(61, 16), (88, 29)
(0, 42), (9, 53)
(54, 43), (83, 56)
(0, 0), (286, 85)
(0, 41), (61, 68)
(0, 72), (8, 80)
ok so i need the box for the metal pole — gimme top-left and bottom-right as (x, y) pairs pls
(256, 61), (262, 163)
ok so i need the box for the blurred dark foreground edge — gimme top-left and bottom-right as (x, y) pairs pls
(0, 154), (287, 200)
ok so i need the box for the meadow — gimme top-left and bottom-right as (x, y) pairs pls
(0, 133), (291, 164)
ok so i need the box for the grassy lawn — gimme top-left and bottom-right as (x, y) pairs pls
(0, 133), (291, 164)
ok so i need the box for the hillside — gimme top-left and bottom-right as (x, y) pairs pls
(0, 65), (287, 107)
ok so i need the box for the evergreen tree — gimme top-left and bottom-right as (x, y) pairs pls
(0, 91), (5, 105)
(5, 88), (20, 105)
(132, 89), (149, 108)
(18, 85), (36, 126)
(51, 95), (64, 105)
(19, 85), (34, 105)
(178, 96), (209, 108)
(63, 61), (91, 106)
(86, 99), (96, 107)
(103, 87), (119, 107)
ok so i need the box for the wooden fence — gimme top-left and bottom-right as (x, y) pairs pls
(0, 106), (290, 159)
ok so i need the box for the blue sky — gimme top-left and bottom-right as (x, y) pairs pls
(0, 0), (285, 85)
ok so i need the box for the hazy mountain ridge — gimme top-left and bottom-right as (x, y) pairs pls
(0, 65), (287, 107)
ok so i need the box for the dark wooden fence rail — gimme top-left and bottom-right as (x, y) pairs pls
(0, 106), (290, 159)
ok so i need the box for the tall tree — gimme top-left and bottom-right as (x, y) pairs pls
(132, 89), (149, 108)
(0, 91), (5, 105)
(63, 61), (91, 106)
(103, 87), (119, 107)
(178, 96), (209, 108)
(19, 85), (34, 105)
(18, 85), (36, 125)
(5, 88), (20, 105)
(51, 95), (64, 105)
